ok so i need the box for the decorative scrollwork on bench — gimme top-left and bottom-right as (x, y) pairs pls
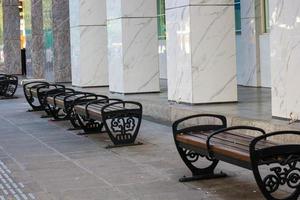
(183, 149), (201, 163)
(111, 117), (136, 133)
(109, 116), (137, 144)
(262, 155), (300, 194)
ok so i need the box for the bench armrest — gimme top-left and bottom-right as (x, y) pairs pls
(23, 81), (49, 90)
(72, 94), (108, 106)
(63, 92), (95, 102)
(207, 126), (266, 158)
(101, 101), (142, 113)
(172, 114), (227, 135)
(250, 131), (300, 160)
(36, 83), (65, 93)
(0, 74), (17, 80)
(52, 91), (76, 107)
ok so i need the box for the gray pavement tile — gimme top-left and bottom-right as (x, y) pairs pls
(13, 153), (66, 165)
(37, 174), (110, 194)
(58, 187), (131, 200)
(92, 164), (165, 186)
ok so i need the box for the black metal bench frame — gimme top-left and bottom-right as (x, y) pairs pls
(0, 74), (18, 99)
(23, 81), (65, 112)
(45, 91), (108, 129)
(173, 114), (300, 200)
(74, 99), (143, 148)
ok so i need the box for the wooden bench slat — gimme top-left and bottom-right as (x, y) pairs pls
(191, 131), (275, 149)
(176, 134), (251, 162)
(176, 132), (278, 163)
(74, 105), (103, 121)
(189, 132), (273, 154)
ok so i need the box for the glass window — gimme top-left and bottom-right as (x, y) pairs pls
(157, 0), (166, 40)
(264, 0), (270, 33)
(235, 0), (241, 34)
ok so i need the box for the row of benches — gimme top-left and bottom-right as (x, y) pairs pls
(23, 81), (143, 148)
(22, 81), (300, 199)
(0, 74), (18, 99)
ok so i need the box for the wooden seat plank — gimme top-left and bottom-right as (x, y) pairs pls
(176, 134), (251, 162)
(176, 132), (278, 163)
(191, 131), (275, 149)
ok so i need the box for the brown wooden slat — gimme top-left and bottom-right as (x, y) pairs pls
(188, 132), (273, 154)
(87, 103), (124, 111)
(74, 105), (103, 121)
(176, 134), (251, 162)
(176, 131), (279, 163)
(192, 131), (275, 149)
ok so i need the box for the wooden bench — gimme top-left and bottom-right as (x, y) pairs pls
(45, 91), (108, 129)
(0, 74), (18, 99)
(23, 81), (65, 112)
(73, 99), (143, 148)
(173, 114), (300, 200)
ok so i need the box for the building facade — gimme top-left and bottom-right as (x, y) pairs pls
(1, 0), (299, 120)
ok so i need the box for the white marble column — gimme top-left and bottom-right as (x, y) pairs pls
(166, 0), (237, 104)
(237, 0), (260, 86)
(106, 0), (160, 94)
(69, 0), (108, 87)
(270, 0), (300, 119)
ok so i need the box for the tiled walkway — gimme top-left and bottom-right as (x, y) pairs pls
(0, 89), (267, 199)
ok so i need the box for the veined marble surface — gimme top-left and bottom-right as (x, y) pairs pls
(52, 0), (71, 82)
(70, 0), (108, 87)
(71, 26), (108, 87)
(2, 1), (21, 74)
(165, 0), (234, 9)
(106, 0), (157, 20)
(107, 1), (160, 94)
(31, 0), (45, 79)
(259, 33), (271, 88)
(166, 1), (237, 103)
(70, 0), (107, 27)
(236, 0), (261, 87)
(270, 0), (300, 119)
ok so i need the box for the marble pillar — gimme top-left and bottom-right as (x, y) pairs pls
(270, 0), (300, 119)
(106, 0), (160, 94)
(237, 0), (263, 87)
(1, 0), (21, 74)
(31, 0), (44, 79)
(166, 0), (238, 104)
(69, 0), (108, 87)
(42, 0), (71, 82)
(0, 1), (5, 73)
(52, 0), (71, 82)
(24, 0), (44, 79)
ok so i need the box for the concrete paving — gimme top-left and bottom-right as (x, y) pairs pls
(0, 88), (281, 199)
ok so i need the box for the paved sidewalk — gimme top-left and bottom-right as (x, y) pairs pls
(0, 89), (266, 200)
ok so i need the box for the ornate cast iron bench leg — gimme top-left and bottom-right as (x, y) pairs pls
(101, 101), (143, 148)
(38, 85), (65, 118)
(75, 114), (104, 135)
(70, 97), (111, 134)
(23, 81), (49, 112)
(0, 75), (18, 99)
(172, 114), (228, 182)
(250, 131), (300, 200)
